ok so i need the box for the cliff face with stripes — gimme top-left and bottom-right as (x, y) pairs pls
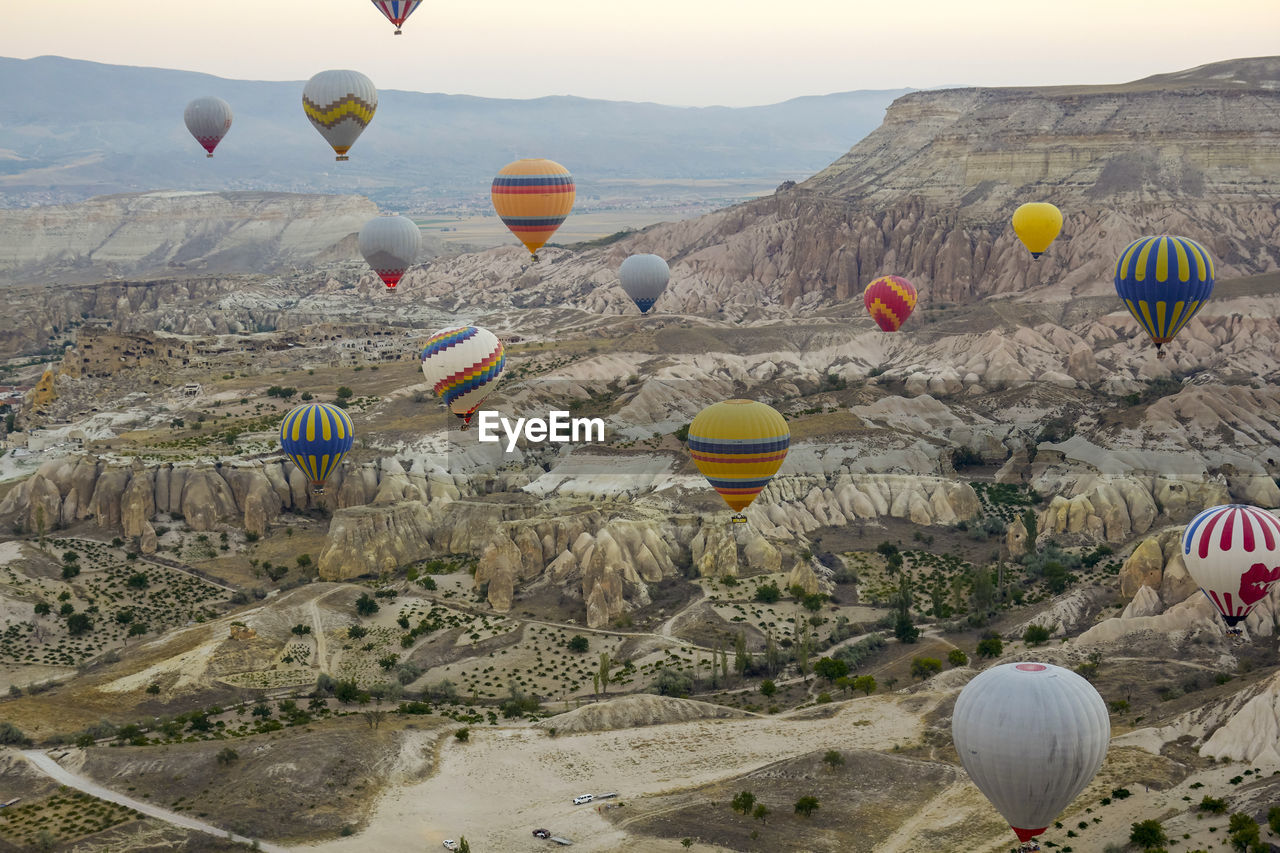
(412, 57), (1280, 314)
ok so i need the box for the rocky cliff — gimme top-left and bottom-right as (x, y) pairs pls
(0, 191), (380, 286)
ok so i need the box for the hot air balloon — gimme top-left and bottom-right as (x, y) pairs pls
(863, 275), (917, 332)
(688, 400), (789, 523)
(1182, 504), (1280, 631)
(279, 402), (355, 495)
(184, 97), (233, 158)
(370, 0), (423, 34)
(359, 215), (421, 292)
(952, 662), (1109, 847)
(303, 70), (377, 161)
(1011, 202), (1063, 259)
(491, 159), (575, 261)
(619, 254), (670, 313)
(420, 326), (505, 430)
(1114, 234), (1214, 360)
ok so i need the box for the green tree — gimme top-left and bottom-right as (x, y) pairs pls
(822, 750), (845, 771)
(355, 592), (379, 617)
(794, 796), (820, 818)
(127, 572), (149, 589)
(378, 654), (400, 671)
(66, 611), (93, 635)
(296, 554), (312, 568)
(1129, 819), (1167, 849)
(853, 675), (877, 696)
(910, 657), (942, 680)
(568, 634), (589, 653)
(1228, 813), (1262, 851)
(731, 791), (756, 815)
(970, 565), (995, 614)
(457, 837), (471, 853)
(813, 656), (849, 683)
(598, 651), (611, 696)
(0, 722), (29, 746)
(754, 582), (781, 603)
(1269, 805), (1280, 835)
(34, 601), (51, 616)
(454, 728), (470, 742)
(976, 634), (1003, 659)
(802, 592), (827, 612)
(760, 679), (777, 698)
(734, 631), (749, 678)
(753, 803), (769, 824)
(764, 630), (781, 676)
(947, 648), (969, 667)
(681, 840), (693, 849)
(1022, 508), (1038, 552)
(891, 573), (918, 643)
(336, 386), (354, 401)
(216, 746), (239, 766)
(128, 621), (148, 637)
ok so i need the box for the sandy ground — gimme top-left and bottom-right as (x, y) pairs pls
(301, 694), (922, 853)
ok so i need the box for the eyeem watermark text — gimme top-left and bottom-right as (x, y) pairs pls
(476, 410), (606, 452)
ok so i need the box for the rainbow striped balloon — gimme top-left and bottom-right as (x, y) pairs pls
(370, 0), (422, 33)
(279, 402), (354, 494)
(863, 275), (917, 332)
(688, 400), (789, 521)
(1182, 504), (1280, 627)
(491, 159), (575, 260)
(1114, 235), (1215, 359)
(420, 325), (505, 428)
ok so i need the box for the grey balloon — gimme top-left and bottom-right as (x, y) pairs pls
(183, 96), (232, 157)
(951, 662), (1109, 843)
(358, 215), (421, 290)
(302, 70), (377, 161)
(618, 254), (670, 313)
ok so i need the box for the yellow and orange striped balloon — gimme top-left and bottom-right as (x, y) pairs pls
(490, 159), (575, 259)
(863, 275), (917, 332)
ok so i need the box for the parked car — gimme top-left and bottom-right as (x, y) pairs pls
(442, 841), (458, 851)
(533, 828), (551, 838)
(572, 794), (594, 805)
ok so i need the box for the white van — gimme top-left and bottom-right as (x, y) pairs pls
(572, 794), (594, 805)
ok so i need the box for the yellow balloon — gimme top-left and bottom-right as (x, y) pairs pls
(1011, 202), (1063, 259)
(688, 400), (789, 522)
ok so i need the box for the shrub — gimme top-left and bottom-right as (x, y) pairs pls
(794, 796), (820, 817)
(976, 634), (1003, 659)
(355, 593), (379, 617)
(567, 635), (590, 653)
(454, 727), (470, 742)
(911, 657), (942, 680)
(0, 722), (30, 746)
(754, 581), (781, 603)
(1129, 819), (1166, 848)
(1197, 796), (1227, 814)
(760, 680), (777, 697)
(1023, 624), (1052, 646)
(947, 649), (968, 667)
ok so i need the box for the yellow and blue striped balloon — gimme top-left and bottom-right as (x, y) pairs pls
(279, 402), (355, 494)
(1114, 235), (1215, 359)
(688, 400), (789, 522)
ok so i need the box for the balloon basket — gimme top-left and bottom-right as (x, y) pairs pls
(336, 155), (349, 162)
(1156, 349), (1167, 360)
(730, 514), (747, 524)
(394, 29), (403, 34)
(459, 422), (471, 432)
(530, 253), (540, 263)
(206, 153), (214, 158)
(310, 486), (326, 496)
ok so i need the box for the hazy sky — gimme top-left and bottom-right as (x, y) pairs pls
(5, 0), (1278, 105)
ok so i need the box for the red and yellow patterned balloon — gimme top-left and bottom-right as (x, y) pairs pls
(863, 275), (917, 332)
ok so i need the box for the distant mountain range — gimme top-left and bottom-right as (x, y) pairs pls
(0, 55), (908, 209)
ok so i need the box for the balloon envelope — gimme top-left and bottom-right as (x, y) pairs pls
(1011, 202), (1063, 258)
(279, 403), (354, 494)
(370, 0), (423, 32)
(863, 275), (917, 332)
(420, 326), (505, 425)
(619, 254), (670, 313)
(303, 70), (377, 161)
(952, 662), (1109, 844)
(1182, 504), (1280, 627)
(184, 97), (233, 157)
(1114, 235), (1214, 356)
(688, 400), (789, 517)
(491, 159), (575, 257)
(359, 215), (421, 290)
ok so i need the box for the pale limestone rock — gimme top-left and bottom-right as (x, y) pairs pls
(744, 534), (781, 573)
(179, 468), (240, 531)
(1066, 344), (1101, 385)
(1122, 585), (1162, 618)
(787, 560), (820, 596)
(88, 466), (131, 530)
(139, 521), (158, 555)
(1006, 519), (1028, 558)
(1120, 537), (1166, 599)
(120, 467), (155, 539)
(318, 501), (435, 581)
(1159, 553), (1199, 608)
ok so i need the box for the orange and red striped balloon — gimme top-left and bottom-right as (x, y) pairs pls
(863, 275), (917, 332)
(491, 158), (575, 260)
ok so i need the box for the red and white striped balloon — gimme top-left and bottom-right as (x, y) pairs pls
(1182, 504), (1280, 627)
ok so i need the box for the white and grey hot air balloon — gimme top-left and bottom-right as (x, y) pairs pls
(618, 254), (670, 313)
(952, 662), (1109, 846)
(302, 70), (377, 161)
(184, 96), (233, 157)
(359, 215), (421, 292)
